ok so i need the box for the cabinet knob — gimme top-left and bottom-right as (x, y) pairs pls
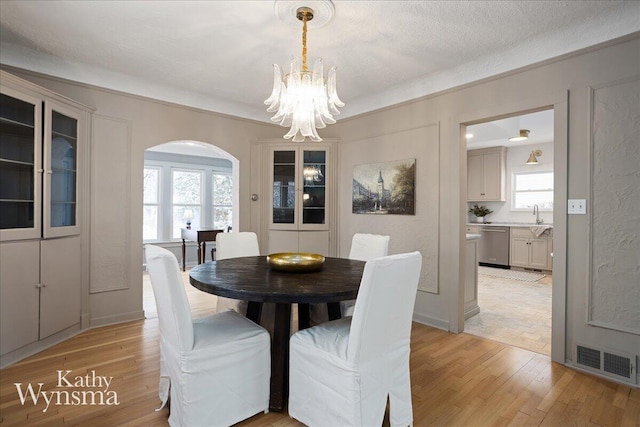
(251, 194), (259, 201)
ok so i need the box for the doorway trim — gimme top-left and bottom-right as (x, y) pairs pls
(455, 91), (568, 363)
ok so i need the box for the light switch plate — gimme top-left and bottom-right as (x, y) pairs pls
(568, 199), (587, 214)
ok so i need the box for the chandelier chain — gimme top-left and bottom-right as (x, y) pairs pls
(301, 11), (308, 71)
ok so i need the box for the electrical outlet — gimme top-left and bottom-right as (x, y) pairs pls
(568, 199), (587, 214)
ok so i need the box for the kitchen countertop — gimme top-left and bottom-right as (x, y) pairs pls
(467, 222), (553, 228)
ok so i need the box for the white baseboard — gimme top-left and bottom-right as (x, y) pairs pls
(412, 312), (449, 331)
(0, 324), (82, 369)
(90, 310), (145, 328)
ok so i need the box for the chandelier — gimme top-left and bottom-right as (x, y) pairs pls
(264, 5), (344, 142)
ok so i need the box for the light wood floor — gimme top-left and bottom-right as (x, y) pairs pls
(1, 273), (637, 426)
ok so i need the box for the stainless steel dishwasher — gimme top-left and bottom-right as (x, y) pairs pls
(478, 226), (510, 267)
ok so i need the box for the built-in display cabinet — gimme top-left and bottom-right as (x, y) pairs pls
(467, 146), (507, 201)
(265, 142), (336, 256)
(0, 71), (91, 365)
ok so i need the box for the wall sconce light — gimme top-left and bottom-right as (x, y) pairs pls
(509, 129), (530, 142)
(526, 149), (542, 164)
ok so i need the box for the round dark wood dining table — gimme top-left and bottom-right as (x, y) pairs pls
(189, 255), (366, 412)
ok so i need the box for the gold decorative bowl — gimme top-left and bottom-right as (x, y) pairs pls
(267, 252), (325, 272)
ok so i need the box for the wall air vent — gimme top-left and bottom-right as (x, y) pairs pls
(577, 345), (600, 370)
(604, 352), (632, 379)
(576, 344), (636, 384)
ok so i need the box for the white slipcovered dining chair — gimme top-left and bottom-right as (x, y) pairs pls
(342, 233), (390, 316)
(289, 251), (422, 427)
(310, 233), (390, 325)
(215, 232), (260, 315)
(144, 244), (270, 427)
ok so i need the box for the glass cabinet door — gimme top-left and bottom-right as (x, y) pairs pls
(269, 146), (329, 231)
(272, 150), (297, 225)
(302, 150), (326, 225)
(0, 90), (42, 240)
(43, 102), (80, 238)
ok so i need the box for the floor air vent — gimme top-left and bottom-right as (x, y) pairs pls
(576, 344), (636, 384)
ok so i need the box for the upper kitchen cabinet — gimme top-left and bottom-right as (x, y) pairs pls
(264, 141), (337, 256)
(467, 146), (507, 201)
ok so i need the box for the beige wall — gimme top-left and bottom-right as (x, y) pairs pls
(4, 34), (638, 381)
(328, 35), (639, 372)
(2, 67), (284, 326)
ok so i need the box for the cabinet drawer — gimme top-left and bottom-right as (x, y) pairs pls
(511, 227), (553, 238)
(510, 227), (534, 238)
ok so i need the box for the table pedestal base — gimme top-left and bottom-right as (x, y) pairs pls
(247, 301), (342, 412)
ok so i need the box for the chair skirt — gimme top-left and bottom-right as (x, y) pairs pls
(289, 318), (413, 427)
(164, 311), (270, 427)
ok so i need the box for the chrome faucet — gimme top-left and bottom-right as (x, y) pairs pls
(533, 204), (543, 224)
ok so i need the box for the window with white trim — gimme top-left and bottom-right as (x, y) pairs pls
(172, 169), (203, 239)
(143, 167), (160, 241)
(511, 170), (554, 210)
(212, 172), (233, 229)
(143, 156), (233, 243)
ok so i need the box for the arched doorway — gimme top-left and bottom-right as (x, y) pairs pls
(142, 140), (239, 267)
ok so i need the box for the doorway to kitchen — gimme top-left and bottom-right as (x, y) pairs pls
(463, 109), (554, 356)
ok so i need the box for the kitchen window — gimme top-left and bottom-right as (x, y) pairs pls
(511, 170), (553, 211)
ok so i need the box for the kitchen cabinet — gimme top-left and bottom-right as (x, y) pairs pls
(266, 142), (336, 255)
(466, 225), (481, 234)
(0, 71), (90, 362)
(467, 146), (507, 201)
(510, 227), (553, 271)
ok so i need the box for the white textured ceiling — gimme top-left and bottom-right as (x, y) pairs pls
(467, 109), (554, 150)
(1, 1), (638, 124)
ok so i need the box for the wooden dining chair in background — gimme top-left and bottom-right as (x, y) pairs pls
(289, 251), (422, 427)
(144, 244), (270, 427)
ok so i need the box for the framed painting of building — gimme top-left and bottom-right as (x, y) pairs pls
(352, 158), (416, 215)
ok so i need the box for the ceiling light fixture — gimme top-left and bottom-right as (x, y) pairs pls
(526, 149), (542, 164)
(509, 129), (530, 142)
(265, 2), (343, 142)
